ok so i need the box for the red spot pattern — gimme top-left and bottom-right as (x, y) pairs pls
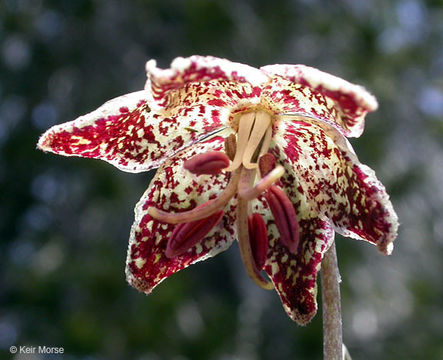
(261, 77), (343, 135)
(332, 162), (393, 248)
(207, 99), (226, 107)
(127, 137), (237, 293)
(148, 58), (263, 113)
(260, 64), (378, 137)
(40, 92), (225, 171)
(274, 120), (395, 253)
(263, 217), (333, 324)
(43, 102), (151, 161)
(311, 86), (365, 130)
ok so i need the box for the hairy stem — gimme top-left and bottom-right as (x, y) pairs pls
(321, 241), (343, 360)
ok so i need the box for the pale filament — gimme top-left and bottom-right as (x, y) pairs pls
(147, 169), (241, 224)
(238, 165), (285, 201)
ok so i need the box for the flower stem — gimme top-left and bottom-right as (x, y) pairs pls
(321, 241), (343, 360)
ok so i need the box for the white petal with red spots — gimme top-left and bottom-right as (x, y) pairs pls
(271, 118), (398, 254)
(126, 135), (237, 294)
(38, 91), (226, 172)
(261, 64), (378, 137)
(145, 56), (266, 119)
(251, 195), (334, 325)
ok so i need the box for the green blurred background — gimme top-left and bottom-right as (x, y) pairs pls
(1, 0), (442, 359)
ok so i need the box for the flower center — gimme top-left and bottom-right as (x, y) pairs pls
(148, 111), (300, 290)
(225, 111), (272, 171)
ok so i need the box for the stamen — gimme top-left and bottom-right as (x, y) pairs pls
(165, 210), (224, 258)
(242, 111), (271, 169)
(259, 153), (276, 177)
(237, 198), (273, 290)
(148, 169), (241, 224)
(248, 213), (268, 270)
(258, 126), (272, 158)
(238, 165), (285, 200)
(224, 134), (237, 161)
(184, 151), (230, 175)
(225, 112), (255, 171)
(264, 186), (300, 254)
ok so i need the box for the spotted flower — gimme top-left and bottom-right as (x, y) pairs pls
(38, 56), (398, 324)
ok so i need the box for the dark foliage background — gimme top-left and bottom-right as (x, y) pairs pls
(1, 0), (442, 359)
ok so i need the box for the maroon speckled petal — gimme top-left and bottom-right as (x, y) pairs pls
(265, 217), (334, 325)
(126, 135), (237, 294)
(272, 118), (398, 255)
(251, 193), (334, 324)
(145, 56), (267, 114)
(37, 91), (225, 173)
(261, 64), (378, 138)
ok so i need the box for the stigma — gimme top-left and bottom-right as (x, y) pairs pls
(147, 111), (300, 290)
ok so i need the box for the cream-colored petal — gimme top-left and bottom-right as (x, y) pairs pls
(261, 64), (378, 138)
(272, 118), (398, 254)
(38, 91), (226, 173)
(126, 134), (237, 294)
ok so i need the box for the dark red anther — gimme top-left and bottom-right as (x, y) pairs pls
(264, 185), (300, 254)
(165, 209), (224, 258)
(248, 213), (269, 270)
(224, 134), (237, 161)
(259, 153), (277, 177)
(184, 151), (230, 175)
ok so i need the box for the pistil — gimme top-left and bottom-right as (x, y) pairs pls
(225, 112), (256, 171)
(242, 111), (272, 169)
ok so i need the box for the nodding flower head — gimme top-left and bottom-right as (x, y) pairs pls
(38, 55), (398, 325)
